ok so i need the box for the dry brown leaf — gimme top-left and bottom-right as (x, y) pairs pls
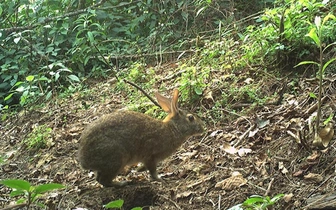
(283, 193), (294, 203)
(306, 151), (320, 162)
(313, 122), (334, 148)
(237, 148), (252, 157)
(279, 162), (288, 174)
(304, 173), (323, 183)
(293, 170), (304, 177)
(221, 143), (237, 155)
(178, 150), (198, 161)
(215, 171), (247, 191)
(176, 191), (193, 199)
(249, 128), (259, 138)
(36, 154), (54, 168)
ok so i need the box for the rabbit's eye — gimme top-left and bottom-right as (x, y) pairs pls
(188, 115), (195, 122)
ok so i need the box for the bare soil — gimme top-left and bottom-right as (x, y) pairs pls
(1, 68), (336, 210)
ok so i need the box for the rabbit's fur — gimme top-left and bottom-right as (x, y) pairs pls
(78, 89), (205, 187)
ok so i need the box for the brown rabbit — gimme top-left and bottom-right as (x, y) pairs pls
(78, 89), (205, 187)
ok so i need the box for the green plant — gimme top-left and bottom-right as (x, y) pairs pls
(295, 14), (336, 135)
(24, 125), (52, 149)
(2, 0), (251, 109)
(228, 194), (284, 210)
(179, 66), (209, 102)
(1, 179), (65, 209)
(241, 0), (335, 67)
(104, 199), (142, 210)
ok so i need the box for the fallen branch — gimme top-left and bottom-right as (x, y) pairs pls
(124, 80), (160, 107)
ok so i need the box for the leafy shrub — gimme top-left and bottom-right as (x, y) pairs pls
(241, 0), (335, 69)
(0, 0), (271, 109)
(1, 179), (65, 209)
(24, 125), (52, 149)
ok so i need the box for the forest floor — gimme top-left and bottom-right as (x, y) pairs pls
(1, 65), (336, 210)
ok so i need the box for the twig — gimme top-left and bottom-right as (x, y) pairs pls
(92, 43), (119, 81)
(160, 195), (182, 210)
(233, 124), (255, 147)
(307, 174), (333, 198)
(322, 157), (336, 175)
(102, 49), (195, 61)
(1, 203), (27, 210)
(123, 80), (160, 107)
(187, 175), (214, 188)
(264, 178), (275, 196)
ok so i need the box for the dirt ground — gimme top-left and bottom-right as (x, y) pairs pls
(1, 68), (336, 210)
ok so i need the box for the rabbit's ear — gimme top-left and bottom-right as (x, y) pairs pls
(171, 89), (179, 115)
(155, 92), (172, 113)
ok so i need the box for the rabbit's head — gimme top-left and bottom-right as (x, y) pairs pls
(156, 89), (205, 137)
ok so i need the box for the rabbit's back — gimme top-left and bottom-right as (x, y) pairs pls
(78, 110), (163, 170)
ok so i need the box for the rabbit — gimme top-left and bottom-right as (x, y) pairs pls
(78, 89), (205, 187)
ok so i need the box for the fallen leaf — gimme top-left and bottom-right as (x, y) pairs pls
(249, 128), (259, 137)
(179, 150), (198, 161)
(279, 162), (288, 174)
(257, 119), (270, 129)
(237, 148), (252, 157)
(306, 151), (320, 162)
(293, 170), (303, 177)
(304, 173), (323, 183)
(215, 171), (247, 191)
(176, 191), (193, 199)
(283, 193), (294, 203)
(221, 143), (237, 155)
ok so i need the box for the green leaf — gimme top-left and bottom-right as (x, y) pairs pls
(9, 189), (25, 197)
(68, 74), (80, 82)
(309, 92), (317, 98)
(270, 194), (284, 203)
(16, 198), (26, 204)
(131, 207), (143, 210)
(1, 179), (31, 191)
(322, 14), (336, 25)
(104, 199), (124, 208)
(306, 28), (320, 47)
(13, 81), (24, 87)
(14, 37), (20, 44)
(243, 195), (265, 205)
(87, 31), (94, 44)
(322, 58), (336, 73)
(294, 61), (319, 68)
(4, 93), (14, 101)
(55, 72), (60, 81)
(324, 113), (334, 125)
(16, 86), (25, 92)
(34, 183), (65, 194)
(194, 87), (203, 95)
(26, 75), (35, 82)
(46, 91), (53, 100)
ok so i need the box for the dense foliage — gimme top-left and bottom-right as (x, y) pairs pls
(1, 0), (270, 109)
(0, 0), (335, 110)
